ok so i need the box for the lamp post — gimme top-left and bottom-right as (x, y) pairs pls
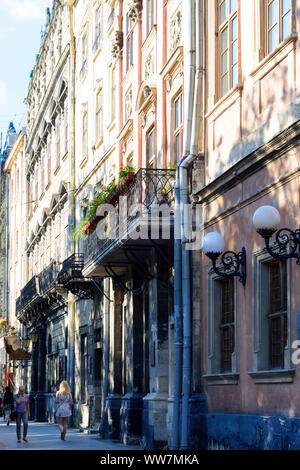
(253, 205), (300, 265)
(202, 232), (247, 286)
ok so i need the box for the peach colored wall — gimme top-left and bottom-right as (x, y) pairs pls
(201, 147), (300, 416)
(206, 0), (300, 184)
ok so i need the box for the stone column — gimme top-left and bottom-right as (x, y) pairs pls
(29, 335), (39, 420)
(34, 326), (47, 422)
(106, 280), (124, 439)
(143, 250), (170, 449)
(120, 270), (144, 445)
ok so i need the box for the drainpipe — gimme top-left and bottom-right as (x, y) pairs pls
(172, 0), (204, 450)
(171, 173), (182, 450)
(67, 0), (76, 400)
(4, 170), (9, 323)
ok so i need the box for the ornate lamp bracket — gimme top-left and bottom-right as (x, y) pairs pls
(206, 247), (247, 286)
(257, 227), (300, 265)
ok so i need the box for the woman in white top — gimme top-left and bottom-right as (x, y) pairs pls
(55, 381), (73, 440)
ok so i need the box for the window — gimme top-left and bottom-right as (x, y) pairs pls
(146, 127), (155, 201)
(268, 260), (287, 369)
(81, 34), (88, 78)
(82, 112), (88, 160)
(47, 136), (51, 185)
(96, 89), (103, 143)
(173, 92), (183, 163)
(56, 119), (60, 168)
(205, 271), (238, 383)
(146, 127), (155, 168)
(41, 153), (45, 194)
(218, 0), (238, 97)
(64, 104), (68, 154)
(147, 0), (155, 36)
(251, 249), (292, 381)
(93, 6), (101, 52)
(267, 0), (291, 54)
(111, 67), (116, 122)
(126, 13), (135, 71)
(220, 279), (235, 372)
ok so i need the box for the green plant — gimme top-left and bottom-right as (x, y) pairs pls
(118, 165), (136, 182)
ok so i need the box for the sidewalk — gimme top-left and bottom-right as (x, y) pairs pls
(0, 420), (141, 451)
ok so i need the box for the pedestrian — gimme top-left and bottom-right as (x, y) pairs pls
(2, 386), (14, 425)
(55, 381), (73, 440)
(14, 386), (30, 443)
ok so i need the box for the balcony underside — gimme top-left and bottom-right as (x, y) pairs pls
(83, 215), (174, 278)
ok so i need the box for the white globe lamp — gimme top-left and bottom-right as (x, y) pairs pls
(202, 232), (225, 258)
(253, 205), (280, 236)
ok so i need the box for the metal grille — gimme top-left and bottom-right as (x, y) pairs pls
(83, 168), (176, 266)
(268, 260), (287, 369)
(220, 278), (234, 372)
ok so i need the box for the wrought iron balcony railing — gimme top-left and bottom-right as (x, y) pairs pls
(16, 275), (39, 312)
(83, 168), (176, 266)
(56, 253), (84, 285)
(39, 260), (58, 295)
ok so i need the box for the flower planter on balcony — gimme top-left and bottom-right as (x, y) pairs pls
(105, 186), (120, 206)
(82, 214), (105, 236)
(119, 171), (135, 195)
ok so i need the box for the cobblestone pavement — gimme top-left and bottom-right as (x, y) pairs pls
(0, 420), (141, 451)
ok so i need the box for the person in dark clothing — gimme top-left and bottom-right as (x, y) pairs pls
(2, 386), (14, 425)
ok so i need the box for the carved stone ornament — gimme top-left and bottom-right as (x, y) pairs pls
(143, 85), (152, 100)
(170, 9), (182, 55)
(128, 0), (143, 22)
(125, 87), (133, 122)
(145, 52), (154, 80)
(111, 31), (124, 58)
(141, 113), (147, 129)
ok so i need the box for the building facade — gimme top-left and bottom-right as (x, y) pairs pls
(192, 0), (300, 450)
(7, 0), (300, 451)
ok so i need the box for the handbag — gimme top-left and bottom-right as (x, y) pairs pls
(10, 410), (17, 421)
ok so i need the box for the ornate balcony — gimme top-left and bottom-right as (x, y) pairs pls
(16, 262), (65, 327)
(56, 253), (103, 299)
(83, 168), (176, 278)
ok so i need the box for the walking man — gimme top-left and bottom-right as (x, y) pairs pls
(14, 386), (30, 443)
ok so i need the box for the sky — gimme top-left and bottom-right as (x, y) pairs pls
(0, 0), (50, 147)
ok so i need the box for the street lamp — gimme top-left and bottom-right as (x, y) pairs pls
(23, 337), (31, 350)
(253, 205), (300, 265)
(30, 331), (39, 343)
(202, 232), (247, 286)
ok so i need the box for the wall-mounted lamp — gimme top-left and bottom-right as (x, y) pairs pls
(23, 337), (31, 350)
(202, 232), (247, 286)
(253, 205), (300, 265)
(30, 331), (39, 343)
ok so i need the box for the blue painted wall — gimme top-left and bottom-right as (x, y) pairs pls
(189, 412), (300, 450)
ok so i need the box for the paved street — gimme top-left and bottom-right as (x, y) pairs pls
(0, 420), (141, 451)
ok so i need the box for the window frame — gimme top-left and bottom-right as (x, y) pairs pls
(250, 247), (293, 382)
(95, 88), (103, 144)
(216, 0), (239, 99)
(82, 111), (88, 161)
(173, 91), (183, 164)
(266, 0), (292, 55)
(204, 267), (238, 384)
(146, 0), (156, 36)
(126, 12), (135, 72)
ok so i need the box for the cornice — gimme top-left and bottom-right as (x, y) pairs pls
(196, 119), (300, 206)
(26, 43), (70, 153)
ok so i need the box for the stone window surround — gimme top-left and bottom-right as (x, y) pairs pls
(249, 245), (295, 384)
(203, 267), (239, 385)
